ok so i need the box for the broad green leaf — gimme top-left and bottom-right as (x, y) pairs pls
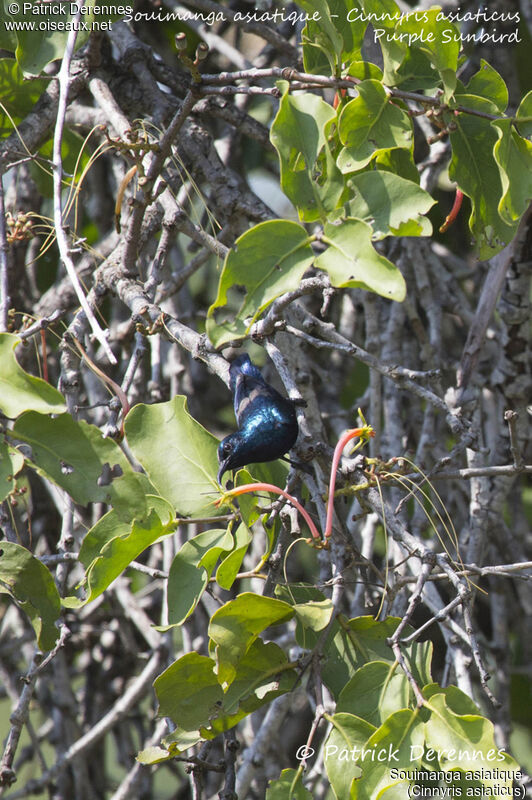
(423, 683), (479, 715)
(77, 505), (175, 604)
(338, 80), (412, 171)
(351, 709), (424, 799)
(1, 0), (124, 76)
(461, 60), (508, 113)
(449, 96), (518, 258)
(424, 690), (520, 774)
(276, 584), (327, 605)
(0, 61), (48, 137)
(13, 412), (147, 521)
(391, 9), (459, 100)
(392, 46), (440, 93)
(516, 90), (532, 138)
(324, 713), (375, 799)
(318, 616), (432, 699)
(206, 220), (314, 347)
(202, 639), (295, 737)
(315, 218), (406, 301)
(0, 6), (17, 50)
(375, 148), (420, 183)
(337, 661), (410, 725)
(0, 542), (60, 650)
(154, 639), (294, 741)
(0, 441), (24, 503)
(0, 334), (66, 417)
(346, 61), (383, 82)
(77, 488), (169, 567)
(276, 584), (328, 646)
(266, 768), (313, 799)
(345, 172), (435, 238)
(124, 396), (220, 517)
(270, 82), (343, 221)
(299, 0), (344, 75)
(361, 0), (405, 83)
(300, 0), (367, 74)
(215, 522), (252, 590)
(209, 593), (294, 686)
(154, 652), (222, 731)
(136, 746), (175, 765)
(7, 3), (92, 76)
(293, 599), (334, 635)
(162, 728), (203, 754)
(138, 729), (202, 760)
(166, 528), (233, 626)
(492, 119), (532, 224)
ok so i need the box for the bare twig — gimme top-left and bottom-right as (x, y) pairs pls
(0, 174), (10, 332)
(0, 651), (42, 789)
(4, 648), (167, 798)
(52, 5), (116, 364)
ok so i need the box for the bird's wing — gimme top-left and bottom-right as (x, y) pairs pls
(233, 372), (272, 426)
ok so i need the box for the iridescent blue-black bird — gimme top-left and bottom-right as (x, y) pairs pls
(217, 355), (299, 484)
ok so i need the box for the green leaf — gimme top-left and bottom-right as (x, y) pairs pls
(360, 0), (404, 84)
(215, 522), (252, 590)
(0, 542), (61, 650)
(1, 0), (115, 76)
(166, 528), (233, 626)
(209, 593), (294, 686)
(154, 639), (294, 742)
(337, 661), (410, 725)
(345, 172), (435, 238)
(6, 4), (89, 76)
(124, 396), (220, 518)
(351, 709), (425, 799)
(315, 218), (406, 301)
(0, 334), (66, 417)
(0, 441), (24, 502)
(0, 6), (16, 50)
(318, 616), (432, 699)
(266, 768), (313, 799)
(391, 9), (459, 100)
(270, 82), (343, 221)
(154, 652), (223, 731)
(292, 598), (334, 636)
(492, 119), (532, 224)
(338, 80), (412, 171)
(299, 0), (344, 75)
(448, 96), (518, 258)
(162, 727), (204, 755)
(136, 746), (176, 765)
(516, 90), (532, 138)
(206, 220), (315, 347)
(324, 713), (375, 799)
(13, 412), (147, 521)
(423, 689), (520, 779)
(0, 60), (48, 137)
(202, 639), (295, 737)
(375, 148), (420, 184)
(461, 60), (508, 113)
(392, 47), (440, 93)
(423, 683), (479, 715)
(346, 61), (383, 82)
(78, 504), (175, 604)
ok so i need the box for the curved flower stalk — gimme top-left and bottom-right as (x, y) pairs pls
(215, 420), (375, 545)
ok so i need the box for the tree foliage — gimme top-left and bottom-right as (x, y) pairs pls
(0, 0), (531, 798)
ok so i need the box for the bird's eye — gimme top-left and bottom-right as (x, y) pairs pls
(222, 441), (232, 456)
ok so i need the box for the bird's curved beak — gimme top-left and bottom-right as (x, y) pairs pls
(217, 460), (230, 485)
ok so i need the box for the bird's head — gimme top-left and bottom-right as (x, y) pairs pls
(217, 431), (245, 484)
